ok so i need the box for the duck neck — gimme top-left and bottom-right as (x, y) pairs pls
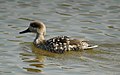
(34, 33), (45, 45)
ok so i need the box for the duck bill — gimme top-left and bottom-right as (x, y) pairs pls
(19, 28), (31, 34)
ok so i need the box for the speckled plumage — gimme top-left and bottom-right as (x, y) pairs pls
(19, 21), (98, 53)
(44, 36), (86, 53)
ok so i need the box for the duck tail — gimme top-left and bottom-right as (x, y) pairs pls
(84, 45), (98, 50)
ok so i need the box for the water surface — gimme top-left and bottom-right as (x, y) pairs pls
(0, 0), (120, 75)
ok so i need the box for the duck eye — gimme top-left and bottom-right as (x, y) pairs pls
(32, 24), (36, 27)
(30, 24), (38, 28)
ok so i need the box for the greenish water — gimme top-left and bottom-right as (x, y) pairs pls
(0, 0), (120, 75)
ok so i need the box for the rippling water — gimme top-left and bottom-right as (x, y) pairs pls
(0, 0), (120, 75)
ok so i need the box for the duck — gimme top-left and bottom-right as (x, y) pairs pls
(19, 21), (98, 53)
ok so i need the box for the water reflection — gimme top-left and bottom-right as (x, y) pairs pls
(19, 42), (109, 73)
(19, 43), (44, 72)
(20, 42), (85, 72)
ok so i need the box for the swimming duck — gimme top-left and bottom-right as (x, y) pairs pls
(19, 21), (98, 53)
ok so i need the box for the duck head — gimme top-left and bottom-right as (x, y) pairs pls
(19, 21), (46, 36)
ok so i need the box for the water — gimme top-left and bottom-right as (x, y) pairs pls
(0, 0), (120, 75)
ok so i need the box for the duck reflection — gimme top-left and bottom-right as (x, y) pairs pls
(19, 42), (44, 72)
(20, 42), (85, 72)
